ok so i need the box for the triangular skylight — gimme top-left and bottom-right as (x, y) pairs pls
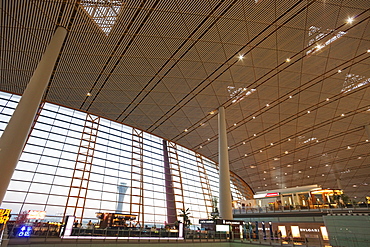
(81, 0), (123, 35)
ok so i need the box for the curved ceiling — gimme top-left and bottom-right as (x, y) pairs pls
(1, 0), (370, 199)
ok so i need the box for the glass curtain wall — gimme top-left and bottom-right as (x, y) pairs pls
(0, 91), (252, 228)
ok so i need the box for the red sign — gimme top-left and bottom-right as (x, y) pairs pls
(266, 193), (280, 197)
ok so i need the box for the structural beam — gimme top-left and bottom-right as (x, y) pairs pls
(218, 106), (233, 220)
(0, 26), (67, 204)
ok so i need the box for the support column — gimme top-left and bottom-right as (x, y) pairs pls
(218, 106), (233, 220)
(0, 26), (67, 204)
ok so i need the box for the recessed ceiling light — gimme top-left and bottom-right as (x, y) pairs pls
(244, 154), (248, 156)
(287, 165), (291, 167)
(338, 69), (342, 73)
(326, 98), (330, 101)
(307, 110), (311, 114)
(243, 142), (246, 144)
(238, 54), (244, 60)
(367, 49), (370, 53)
(250, 165), (256, 168)
(298, 159), (301, 161)
(274, 158), (279, 161)
(322, 174), (325, 176)
(252, 116), (256, 119)
(289, 95), (292, 98)
(307, 176), (310, 178)
(325, 164), (329, 166)
(366, 140), (369, 142)
(207, 138), (210, 141)
(270, 143), (274, 146)
(199, 146), (202, 149)
(234, 123), (237, 126)
(310, 166), (312, 169)
(86, 92), (92, 96)
(260, 150), (262, 152)
(285, 151), (288, 154)
(358, 157), (362, 159)
(263, 178), (266, 180)
(266, 104), (270, 107)
(347, 146), (352, 149)
(264, 171), (267, 173)
(341, 113), (345, 116)
(284, 173), (287, 175)
(346, 17), (354, 24)
(254, 134), (257, 137)
(298, 171), (301, 173)
(272, 167), (276, 170)
(288, 138), (291, 141)
(286, 58), (291, 62)
(184, 129), (188, 132)
(209, 111), (215, 115)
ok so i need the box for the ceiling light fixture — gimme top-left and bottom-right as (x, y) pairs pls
(289, 95), (292, 99)
(307, 110), (311, 114)
(238, 54), (244, 60)
(286, 58), (291, 62)
(184, 129), (188, 132)
(326, 98), (330, 101)
(86, 92), (92, 96)
(346, 17), (354, 24)
(338, 70), (342, 73)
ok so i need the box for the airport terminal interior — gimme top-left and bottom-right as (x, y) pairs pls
(0, 0), (369, 246)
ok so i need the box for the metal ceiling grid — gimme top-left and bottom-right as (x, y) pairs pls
(1, 0), (370, 199)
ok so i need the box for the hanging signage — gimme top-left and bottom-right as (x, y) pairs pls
(27, 210), (46, 220)
(266, 192), (280, 197)
(254, 192), (280, 198)
(17, 225), (32, 237)
(0, 208), (11, 225)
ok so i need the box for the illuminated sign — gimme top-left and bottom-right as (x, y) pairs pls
(300, 228), (320, 232)
(254, 192), (280, 198)
(266, 193), (279, 197)
(199, 219), (214, 224)
(27, 210), (46, 220)
(18, 225), (32, 237)
(222, 220), (243, 225)
(0, 208), (11, 225)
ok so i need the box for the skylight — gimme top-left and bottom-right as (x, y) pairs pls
(227, 86), (256, 104)
(306, 26), (346, 56)
(341, 73), (370, 93)
(81, 0), (123, 35)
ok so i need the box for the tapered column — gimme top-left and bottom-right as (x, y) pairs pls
(0, 26), (67, 204)
(218, 106), (233, 220)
